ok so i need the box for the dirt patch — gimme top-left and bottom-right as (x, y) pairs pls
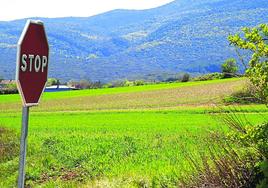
(39, 167), (87, 184)
(39, 79), (246, 112)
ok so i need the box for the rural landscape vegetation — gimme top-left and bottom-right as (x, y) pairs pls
(1, 0), (268, 187)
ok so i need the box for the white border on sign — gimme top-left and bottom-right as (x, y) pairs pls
(15, 19), (50, 107)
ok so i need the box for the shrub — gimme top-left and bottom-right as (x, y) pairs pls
(180, 144), (258, 188)
(194, 73), (224, 81)
(124, 80), (134, 87)
(181, 109), (268, 188)
(229, 24), (268, 104)
(181, 73), (190, 82)
(108, 80), (126, 88)
(68, 80), (102, 89)
(258, 160), (268, 188)
(133, 80), (145, 86)
(0, 88), (18, 95)
(0, 83), (18, 95)
(222, 112), (268, 188)
(224, 83), (263, 104)
(221, 58), (238, 78)
(47, 78), (58, 86)
(165, 77), (179, 82)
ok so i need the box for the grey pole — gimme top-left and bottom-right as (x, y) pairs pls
(18, 106), (30, 188)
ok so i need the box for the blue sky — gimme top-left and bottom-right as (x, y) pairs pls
(0, 0), (174, 21)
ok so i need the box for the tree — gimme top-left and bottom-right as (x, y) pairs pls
(221, 58), (238, 78)
(228, 24), (268, 103)
(181, 73), (190, 82)
(78, 80), (90, 89)
(133, 80), (145, 86)
(47, 78), (58, 86)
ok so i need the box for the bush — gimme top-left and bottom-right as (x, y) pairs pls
(67, 80), (102, 89)
(0, 88), (18, 95)
(258, 160), (268, 188)
(47, 78), (58, 86)
(230, 122), (268, 159)
(124, 80), (134, 87)
(181, 73), (190, 82)
(181, 109), (268, 188)
(106, 80), (146, 88)
(108, 80), (127, 88)
(221, 58), (238, 78)
(222, 112), (268, 188)
(0, 83), (18, 95)
(194, 73), (224, 81)
(229, 24), (268, 104)
(180, 144), (258, 188)
(165, 77), (179, 82)
(133, 80), (145, 86)
(224, 83), (263, 104)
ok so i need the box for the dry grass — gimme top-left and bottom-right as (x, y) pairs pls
(179, 144), (257, 188)
(0, 79), (245, 112)
(39, 79), (244, 111)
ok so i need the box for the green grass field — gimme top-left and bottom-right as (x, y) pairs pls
(0, 78), (267, 187)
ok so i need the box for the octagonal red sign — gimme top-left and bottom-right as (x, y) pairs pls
(16, 20), (49, 107)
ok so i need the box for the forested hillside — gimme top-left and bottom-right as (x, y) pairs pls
(0, 0), (268, 82)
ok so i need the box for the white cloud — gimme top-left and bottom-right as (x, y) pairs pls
(0, 0), (174, 21)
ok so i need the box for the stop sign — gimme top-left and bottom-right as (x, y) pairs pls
(16, 20), (49, 106)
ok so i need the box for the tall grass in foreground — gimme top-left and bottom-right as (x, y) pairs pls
(0, 127), (19, 163)
(180, 108), (268, 188)
(0, 109), (266, 187)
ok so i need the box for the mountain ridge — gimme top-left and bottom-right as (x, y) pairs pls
(0, 0), (268, 82)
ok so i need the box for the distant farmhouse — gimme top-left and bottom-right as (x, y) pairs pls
(0, 80), (76, 93)
(45, 85), (76, 92)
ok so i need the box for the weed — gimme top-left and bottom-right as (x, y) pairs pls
(0, 127), (19, 163)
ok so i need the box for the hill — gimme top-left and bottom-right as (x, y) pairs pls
(0, 0), (268, 82)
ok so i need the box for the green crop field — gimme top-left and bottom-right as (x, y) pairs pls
(0, 78), (267, 187)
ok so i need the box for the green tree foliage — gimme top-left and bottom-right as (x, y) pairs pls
(228, 24), (268, 103)
(194, 73), (224, 81)
(229, 122), (268, 187)
(228, 24), (268, 186)
(181, 73), (190, 82)
(221, 58), (238, 78)
(67, 80), (102, 89)
(133, 80), (145, 86)
(5, 83), (17, 90)
(47, 78), (58, 86)
(0, 83), (18, 95)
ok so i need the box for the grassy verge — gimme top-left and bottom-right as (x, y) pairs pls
(0, 110), (266, 187)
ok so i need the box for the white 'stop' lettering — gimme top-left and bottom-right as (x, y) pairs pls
(20, 54), (48, 73)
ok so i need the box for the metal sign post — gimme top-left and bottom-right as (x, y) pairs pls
(18, 107), (29, 188)
(15, 20), (49, 188)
